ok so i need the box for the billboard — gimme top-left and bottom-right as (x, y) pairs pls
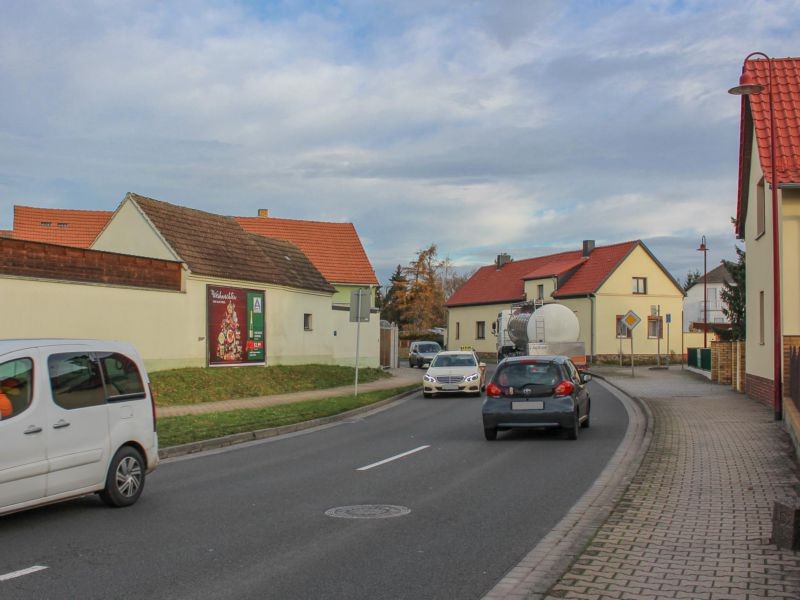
(207, 286), (266, 366)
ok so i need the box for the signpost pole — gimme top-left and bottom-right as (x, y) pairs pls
(656, 305), (661, 368)
(355, 291), (362, 397)
(666, 313), (671, 368)
(631, 334), (635, 377)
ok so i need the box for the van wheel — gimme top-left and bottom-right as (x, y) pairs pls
(100, 446), (145, 508)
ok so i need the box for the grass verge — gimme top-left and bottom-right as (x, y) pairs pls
(150, 364), (390, 406)
(157, 384), (418, 447)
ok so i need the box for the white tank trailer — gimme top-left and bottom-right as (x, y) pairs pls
(495, 303), (586, 365)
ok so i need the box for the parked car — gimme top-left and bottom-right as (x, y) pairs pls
(0, 339), (159, 516)
(481, 355), (590, 441)
(409, 340), (442, 368)
(422, 350), (485, 397)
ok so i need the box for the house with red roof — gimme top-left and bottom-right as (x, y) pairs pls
(445, 240), (685, 360)
(731, 56), (800, 425)
(236, 210), (378, 307)
(0, 193), (380, 369)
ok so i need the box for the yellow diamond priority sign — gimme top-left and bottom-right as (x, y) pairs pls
(622, 310), (641, 330)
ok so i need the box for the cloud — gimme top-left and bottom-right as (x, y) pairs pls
(0, 0), (797, 286)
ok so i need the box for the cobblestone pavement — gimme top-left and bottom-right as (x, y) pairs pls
(545, 366), (800, 600)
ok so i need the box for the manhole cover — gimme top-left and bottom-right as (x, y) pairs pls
(325, 504), (411, 519)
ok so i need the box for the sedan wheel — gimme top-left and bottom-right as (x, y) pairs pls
(484, 427), (497, 441)
(100, 446), (145, 507)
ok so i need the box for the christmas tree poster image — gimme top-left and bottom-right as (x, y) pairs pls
(207, 286), (265, 366)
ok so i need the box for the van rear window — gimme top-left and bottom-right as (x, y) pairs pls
(97, 352), (145, 400)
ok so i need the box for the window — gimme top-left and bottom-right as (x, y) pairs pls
(57, 222), (68, 229)
(632, 277), (647, 294)
(706, 287), (717, 310)
(40, 221), (52, 227)
(476, 321), (486, 340)
(97, 352), (145, 400)
(647, 316), (663, 339)
(304, 313), (313, 331)
(756, 178), (765, 238)
(759, 291), (765, 345)
(49, 353), (105, 410)
(537, 284), (544, 301)
(615, 315), (632, 339)
(0, 358), (34, 421)
(456, 322), (460, 340)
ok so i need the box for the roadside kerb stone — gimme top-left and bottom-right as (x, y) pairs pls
(158, 386), (419, 460)
(483, 378), (654, 600)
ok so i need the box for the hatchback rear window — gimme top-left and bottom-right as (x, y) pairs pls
(496, 362), (560, 388)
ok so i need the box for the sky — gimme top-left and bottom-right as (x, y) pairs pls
(1, 0), (798, 287)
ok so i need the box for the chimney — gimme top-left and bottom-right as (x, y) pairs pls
(258, 209), (269, 218)
(496, 253), (512, 269)
(582, 240), (595, 257)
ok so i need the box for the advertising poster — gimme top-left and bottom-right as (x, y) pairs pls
(207, 286), (266, 366)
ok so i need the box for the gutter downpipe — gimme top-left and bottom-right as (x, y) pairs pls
(588, 294), (596, 362)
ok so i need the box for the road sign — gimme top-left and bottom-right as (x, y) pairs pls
(622, 310), (641, 330)
(666, 313), (672, 324)
(349, 289), (370, 323)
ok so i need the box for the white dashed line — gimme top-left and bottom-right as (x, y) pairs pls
(357, 445), (430, 471)
(0, 565), (48, 582)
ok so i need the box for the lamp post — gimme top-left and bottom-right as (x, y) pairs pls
(697, 236), (708, 348)
(729, 52), (782, 421)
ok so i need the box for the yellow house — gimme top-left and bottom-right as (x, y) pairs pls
(731, 56), (800, 429)
(446, 240), (685, 362)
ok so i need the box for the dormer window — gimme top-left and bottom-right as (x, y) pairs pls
(40, 221), (52, 227)
(57, 222), (68, 229)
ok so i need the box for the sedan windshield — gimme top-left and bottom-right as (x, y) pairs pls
(418, 343), (441, 353)
(431, 354), (476, 368)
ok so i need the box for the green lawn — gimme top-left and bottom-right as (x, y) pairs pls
(150, 364), (390, 406)
(157, 385), (417, 447)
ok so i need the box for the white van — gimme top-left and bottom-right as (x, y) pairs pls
(0, 339), (159, 516)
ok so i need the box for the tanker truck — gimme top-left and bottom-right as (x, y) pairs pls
(493, 302), (586, 366)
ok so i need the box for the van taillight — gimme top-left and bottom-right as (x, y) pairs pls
(486, 383), (503, 397)
(553, 381), (575, 396)
(148, 382), (157, 431)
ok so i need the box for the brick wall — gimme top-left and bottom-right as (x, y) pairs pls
(783, 335), (800, 400)
(710, 341), (733, 385)
(0, 238), (182, 291)
(746, 372), (774, 408)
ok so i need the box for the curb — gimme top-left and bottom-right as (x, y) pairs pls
(482, 376), (654, 600)
(158, 387), (419, 460)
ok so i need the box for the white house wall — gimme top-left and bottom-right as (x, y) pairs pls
(92, 199), (178, 261)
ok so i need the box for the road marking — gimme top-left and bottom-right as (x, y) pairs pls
(0, 566), (48, 582)
(357, 445), (430, 471)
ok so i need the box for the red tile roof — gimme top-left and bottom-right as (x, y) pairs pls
(236, 216), (378, 285)
(735, 57), (800, 237)
(12, 206), (112, 248)
(446, 241), (639, 307)
(130, 194), (334, 294)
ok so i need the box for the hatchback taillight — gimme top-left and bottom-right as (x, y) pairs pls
(553, 381), (575, 396)
(148, 382), (157, 431)
(486, 383), (503, 397)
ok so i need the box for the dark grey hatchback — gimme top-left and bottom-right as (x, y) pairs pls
(482, 355), (591, 441)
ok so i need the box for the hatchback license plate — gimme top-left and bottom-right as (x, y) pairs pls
(512, 401), (544, 410)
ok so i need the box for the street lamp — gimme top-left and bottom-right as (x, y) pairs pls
(729, 52), (783, 421)
(697, 235), (708, 348)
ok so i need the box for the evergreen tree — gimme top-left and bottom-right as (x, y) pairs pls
(720, 246), (746, 340)
(683, 269), (702, 291)
(380, 265), (408, 326)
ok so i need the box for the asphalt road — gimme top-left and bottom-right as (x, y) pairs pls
(0, 380), (628, 600)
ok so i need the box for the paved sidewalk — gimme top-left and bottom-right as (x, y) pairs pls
(544, 365), (800, 600)
(158, 366), (421, 417)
